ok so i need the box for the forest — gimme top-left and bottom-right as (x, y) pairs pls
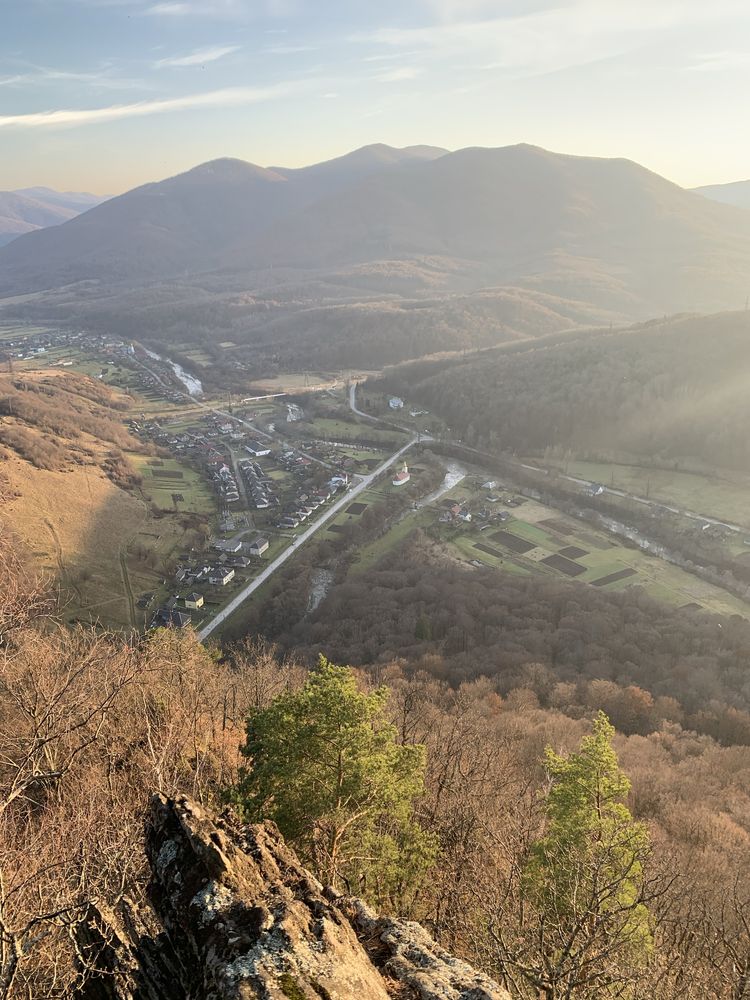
(271, 532), (750, 747)
(379, 311), (750, 471)
(5, 522), (750, 998)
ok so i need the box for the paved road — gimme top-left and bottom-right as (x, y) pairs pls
(197, 435), (418, 640)
(350, 383), (748, 534)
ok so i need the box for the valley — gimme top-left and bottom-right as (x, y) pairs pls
(2, 131), (750, 999)
(2, 316), (748, 637)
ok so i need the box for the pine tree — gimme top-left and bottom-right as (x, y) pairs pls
(496, 712), (653, 999)
(230, 657), (436, 909)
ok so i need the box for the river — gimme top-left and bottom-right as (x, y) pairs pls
(143, 348), (203, 397)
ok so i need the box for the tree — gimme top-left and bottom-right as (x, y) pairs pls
(492, 712), (655, 999)
(231, 657), (436, 909)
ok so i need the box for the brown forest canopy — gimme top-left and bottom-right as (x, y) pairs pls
(274, 535), (750, 746)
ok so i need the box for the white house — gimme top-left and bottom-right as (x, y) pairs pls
(249, 537), (270, 557)
(388, 396), (404, 410)
(245, 441), (271, 457)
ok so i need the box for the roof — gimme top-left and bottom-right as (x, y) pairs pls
(154, 608), (191, 629)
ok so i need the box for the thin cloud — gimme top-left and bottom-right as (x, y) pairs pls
(145, 2), (192, 14)
(264, 44), (315, 55)
(373, 67), (423, 83)
(0, 82), (306, 130)
(356, 1), (750, 78)
(0, 63), (147, 91)
(689, 50), (750, 72)
(144, 0), (249, 15)
(154, 45), (240, 68)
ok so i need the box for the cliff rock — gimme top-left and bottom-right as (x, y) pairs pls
(78, 794), (509, 1000)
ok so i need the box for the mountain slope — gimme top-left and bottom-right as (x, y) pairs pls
(2, 144), (750, 321)
(257, 144), (750, 314)
(0, 188), (105, 247)
(694, 179), (750, 210)
(0, 145), (447, 290)
(381, 310), (750, 470)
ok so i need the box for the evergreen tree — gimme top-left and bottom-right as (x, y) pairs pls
(230, 657), (436, 909)
(496, 712), (653, 999)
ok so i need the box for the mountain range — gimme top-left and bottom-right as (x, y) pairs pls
(694, 179), (750, 210)
(0, 187), (106, 247)
(3, 143), (750, 366)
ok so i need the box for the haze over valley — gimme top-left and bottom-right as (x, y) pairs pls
(4, 1), (750, 997)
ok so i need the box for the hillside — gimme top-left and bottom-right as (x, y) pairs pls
(0, 370), (205, 628)
(695, 179), (750, 210)
(0, 187), (104, 247)
(0, 144), (447, 291)
(379, 310), (750, 471)
(2, 144), (750, 333)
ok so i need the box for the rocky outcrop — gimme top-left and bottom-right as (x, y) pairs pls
(78, 794), (509, 1000)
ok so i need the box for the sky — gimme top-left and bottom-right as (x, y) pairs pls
(2, 0), (750, 194)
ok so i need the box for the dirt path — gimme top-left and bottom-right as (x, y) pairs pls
(118, 549), (137, 628)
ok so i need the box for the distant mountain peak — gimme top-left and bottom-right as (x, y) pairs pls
(694, 179), (750, 210)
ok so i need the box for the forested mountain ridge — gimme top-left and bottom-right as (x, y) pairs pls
(379, 311), (750, 471)
(3, 144), (750, 327)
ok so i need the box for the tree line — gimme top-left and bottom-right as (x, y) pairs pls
(379, 311), (750, 472)
(3, 526), (750, 996)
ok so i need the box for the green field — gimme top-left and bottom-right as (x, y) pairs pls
(542, 458), (750, 527)
(130, 454), (216, 515)
(305, 416), (407, 447)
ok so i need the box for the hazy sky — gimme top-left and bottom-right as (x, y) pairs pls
(2, 0), (750, 193)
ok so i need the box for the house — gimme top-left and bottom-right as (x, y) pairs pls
(209, 567), (235, 586)
(184, 593), (204, 610)
(392, 462), (411, 487)
(229, 555), (253, 568)
(214, 539), (242, 554)
(584, 483), (605, 497)
(249, 537), (269, 557)
(152, 608), (191, 629)
(389, 396), (404, 410)
(482, 481), (497, 490)
(245, 441), (271, 457)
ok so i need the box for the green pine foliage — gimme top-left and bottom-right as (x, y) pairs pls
(230, 657), (437, 909)
(517, 712), (653, 997)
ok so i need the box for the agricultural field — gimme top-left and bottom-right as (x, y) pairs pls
(129, 454), (216, 515)
(323, 468), (750, 619)
(0, 323), (56, 342)
(436, 496), (750, 618)
(540, 458), (750, 528)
